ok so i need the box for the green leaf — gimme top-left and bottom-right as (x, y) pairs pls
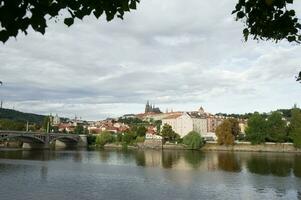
(93, 9), (104, 19)
(129, 1), (137, 9)
(237, 11), (245, 18)
(64, 17), (74, 26)
(0, 30), (9, 43)
(287, 35), (296, 42)
(243, 28), (249, 41)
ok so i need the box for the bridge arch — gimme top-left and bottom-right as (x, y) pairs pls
(0, 135), (45, 144)
(49, 136), (79, 144)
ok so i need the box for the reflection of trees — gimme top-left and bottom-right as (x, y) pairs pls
(247, 155), (292, 177)
(293, 155), (301, 178)
(99, 150), (110, 162)
(135, 150), (145, 166)
(72, 150), (83, 162)
(183, 150), (205, 169)
(162, 150), (181, 169)
(247, 155), (271, 175)
(0, 150), (55, 161)
(218, 153), (241, 172)
(270, 158), (292, 177)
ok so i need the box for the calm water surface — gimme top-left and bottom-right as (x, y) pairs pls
(0, 149), (301, 200)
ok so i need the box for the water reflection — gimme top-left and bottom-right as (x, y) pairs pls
(246, 154), (293, 177)
(1, 149), (301, 200)
(217, 152), (241, 172)
(293, 155), (301, 178)
(162, 150), (181, 168)
(183, 150), (205, 169)
(1, 149), (301, 177)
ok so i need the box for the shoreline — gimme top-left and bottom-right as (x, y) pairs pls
(103, 142), (301, 153)
(1, 142), (301, 154)
(202, 142), (301, 153)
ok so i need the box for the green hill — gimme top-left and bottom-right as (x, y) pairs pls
(0, 108), (45, 125)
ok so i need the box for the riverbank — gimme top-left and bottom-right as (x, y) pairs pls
(102, 142), (301, 153)
(203, 142), (301, 153)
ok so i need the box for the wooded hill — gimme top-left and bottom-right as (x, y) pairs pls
(0, 108), (45, 125)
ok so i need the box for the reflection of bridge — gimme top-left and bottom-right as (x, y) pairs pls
(0, 131), (87, 149)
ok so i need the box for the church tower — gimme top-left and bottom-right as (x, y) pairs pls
(145, 100), (150, 113)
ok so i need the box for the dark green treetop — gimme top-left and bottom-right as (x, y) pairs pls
(0, 0), (140, 43)
(233, 0), (301, 43)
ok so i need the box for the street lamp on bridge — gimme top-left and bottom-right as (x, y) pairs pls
(0, 81), (3, 109)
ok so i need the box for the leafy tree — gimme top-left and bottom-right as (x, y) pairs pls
(0, 119), (26, 131)
(0, 108), (45, 125)
(87, 135), (97, 146)
(289, 107), (301, 148)
(0, 0), (140, 43)
(233, 0), (301, 43)
(74, 125), (85, 135)
(161, 124), (178, 142)
(266, 112), (287, 142)
(42, 116), (52, 133)
(228, 118), (241, 138)
(216, 119), (239, 145)
(116, 133), (123, 143)
(154, 120), (162, 133)
(118, 117), (143, 125)
(245, 112), (267, 144)
(135, 136), (145, 143)
(122, 130), (137, 145)
(134, 125), (147, 137)
(95, 131), (114, 147)
(183, 131), (204, 150)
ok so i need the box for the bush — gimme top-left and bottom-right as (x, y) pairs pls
(87, 135), (96, 145)
(116, 133), (123, 143)
(136, 136), (145, 143)
(183, 131), (204, 150)
(95, 131), (114, 147)
(122, 131), (137, 145)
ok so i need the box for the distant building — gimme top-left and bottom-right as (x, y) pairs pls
(145, 100), (162, 113)
(162, 110), (207, 138)
(53, 114), (60, 126)
(207, 115), (224, 133)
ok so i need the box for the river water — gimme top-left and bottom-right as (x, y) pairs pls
(0, 149), (300, 200)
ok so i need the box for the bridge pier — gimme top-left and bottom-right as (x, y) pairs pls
(78, 135), (88, 147)
(55, 140), (77, 148)
(22, 142), (50, 149)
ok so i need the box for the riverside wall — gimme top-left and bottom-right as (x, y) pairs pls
(104, 142), (301, 153)
(203, 142), (301, 153)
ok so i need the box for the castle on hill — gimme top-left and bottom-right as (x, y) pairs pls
(144, 101), (162, 114)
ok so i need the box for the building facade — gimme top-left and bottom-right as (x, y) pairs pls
(162, 112), (207, 138)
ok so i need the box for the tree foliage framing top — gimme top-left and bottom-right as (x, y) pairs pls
(232, 0), (301, 43)
(0, 0), (140, 43)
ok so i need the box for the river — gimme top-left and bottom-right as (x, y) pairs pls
(0, 149), (300, 200)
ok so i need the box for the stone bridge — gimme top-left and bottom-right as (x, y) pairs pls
(0, 131), (87, 149)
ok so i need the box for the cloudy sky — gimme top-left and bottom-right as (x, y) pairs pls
(1, 0), (301, 120)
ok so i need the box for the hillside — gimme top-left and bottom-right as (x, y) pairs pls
(0, 108), (45, 125)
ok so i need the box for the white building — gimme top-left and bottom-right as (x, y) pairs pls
(162, 112), (207, 138)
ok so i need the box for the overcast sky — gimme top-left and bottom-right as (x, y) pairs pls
(1, 0), (301, 120)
